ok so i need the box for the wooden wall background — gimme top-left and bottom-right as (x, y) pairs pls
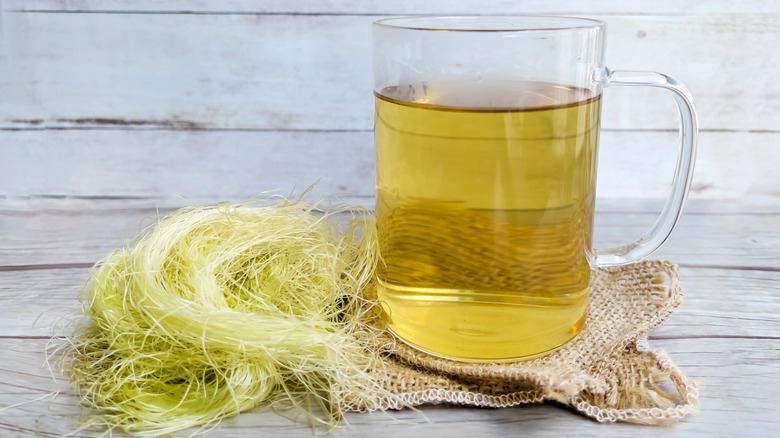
(0, 0), (778, 208)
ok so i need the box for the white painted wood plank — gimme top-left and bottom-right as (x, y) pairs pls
(4, 196), (779, 215)
(1, 13), (776, 131)
(6, 0), (779, 15)
(603, 209), (780, 270)
(1, 130), (777, 201)
(1, 198), (778, 271)
(0, 130), (375, 202)
(0, 268), (88, 337)
(2, 266), (777, 339)
(1, 337), (776, 437)
(648, 268), (780, 340)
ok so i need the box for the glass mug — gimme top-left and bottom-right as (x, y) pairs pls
(372, 16), (697, 362)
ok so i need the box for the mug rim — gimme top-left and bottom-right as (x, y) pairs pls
(373, 15), (605, 32)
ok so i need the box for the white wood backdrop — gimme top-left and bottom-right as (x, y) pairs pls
(0, 0), (778, 204)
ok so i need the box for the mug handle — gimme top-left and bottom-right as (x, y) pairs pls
(595, 70), (698, 267)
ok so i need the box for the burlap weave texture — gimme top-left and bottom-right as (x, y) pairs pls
(339, 260), (699, 425)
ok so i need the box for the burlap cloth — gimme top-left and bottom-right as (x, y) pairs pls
(337, 260), (699, 425)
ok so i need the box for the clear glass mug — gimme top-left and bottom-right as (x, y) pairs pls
(372, 16), (697, 362)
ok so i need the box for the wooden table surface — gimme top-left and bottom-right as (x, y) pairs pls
(1, 196), (778, 437)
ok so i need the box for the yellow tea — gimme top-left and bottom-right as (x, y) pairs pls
(374, 82), (601, 361)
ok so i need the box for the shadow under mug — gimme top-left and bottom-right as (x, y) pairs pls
(372, 16), (697, 362)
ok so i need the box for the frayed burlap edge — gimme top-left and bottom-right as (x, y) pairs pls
(337, 260), (700, 426)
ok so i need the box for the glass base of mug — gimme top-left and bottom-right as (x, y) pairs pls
(376, 278), (590, 362)
(384, 323), (584, 363)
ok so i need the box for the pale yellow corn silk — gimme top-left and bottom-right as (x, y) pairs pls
(65, 197), (389, 436)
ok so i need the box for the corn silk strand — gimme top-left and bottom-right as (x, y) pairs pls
(63, 197), (389, 436)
